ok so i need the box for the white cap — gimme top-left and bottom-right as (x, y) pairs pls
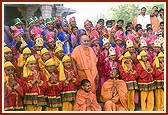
(102, 37), (110, 46)
(56, 39), (63, 47)
(109, 47), (116, 56)
(140, 39), (147, 47)
(126, 39), (134, 48)
(154, 39), (161, 47)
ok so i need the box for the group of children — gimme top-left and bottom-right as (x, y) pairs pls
(4, 5), (164, 111)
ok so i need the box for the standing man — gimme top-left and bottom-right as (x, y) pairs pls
(71, 35), (98, 94)
(137, 7), (151, 31)
(150, 10), (159, 33)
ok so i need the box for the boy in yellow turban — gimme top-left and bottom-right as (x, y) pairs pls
(119, 51), (138, 111)
(61, 55), (80, 111)
(136, 50), (155, 111)
(22, 55), (47, 111)
(43, 58), (63, 111)
(4, 61), (24, 111)
(38, 48), (51, 71)
(152, 52), (164, 111)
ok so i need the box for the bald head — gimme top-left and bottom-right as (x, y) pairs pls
(80, 35), (90, 48)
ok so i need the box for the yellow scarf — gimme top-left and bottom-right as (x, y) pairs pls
(17, 47), (32, 67)
(23, 55), (36, 78)
(137, 50), (148, 71)
(38, 48), (50, 70)
(54, 46), (63, 54)
(53, 46), (66, 81)
(44, 58), (56, 81)
(57, 55), (71, 81)
(153, 52), (164, 68)
(118, 51), (131, 72)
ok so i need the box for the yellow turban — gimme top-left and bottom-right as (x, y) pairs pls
(56, 55), (71, 81)
(4, 47), (12, 53)
(23, 55), (36, 78)
(54, 46), (63, 54)
(4, 61), (15, 84)
(118, 51), (131, 72)
(23, 47), (32, 54)
(43, 58), (56, 81)
(153, 52), (164, 68)
(137, 50), (148, 60)
(18, 47), (32, 67)
(62, 55), (71, 63)
(40, 48), (49, 57)
(4, 61), (15, 68)
(38, 48), (49, 70)
(137, 50), (148, 71)
(45, 58), (55, 66)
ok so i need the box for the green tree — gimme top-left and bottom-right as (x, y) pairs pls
(90, 3), (164, 27)
(146, 4), (164, 14)
(109, 4), (140, 27)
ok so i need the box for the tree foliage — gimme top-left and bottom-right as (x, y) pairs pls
(91, 3), (164, 27)
(109, 4), (140, 27)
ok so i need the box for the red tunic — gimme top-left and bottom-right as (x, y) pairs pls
(136, 63), (155, 91)
(153, 66), (164, 89)
(45, 74), (63, 108)
(61, 69), (80, 103)
(119, 64), (138, 90)
(97, 50), (111, 90)
(22, 71), (47, 106)
(4, 77), (24, 110)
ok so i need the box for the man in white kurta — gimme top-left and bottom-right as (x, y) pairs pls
(137, 7), (151, 30)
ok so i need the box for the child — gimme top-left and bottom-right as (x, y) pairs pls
(119, 51), (138, 111)
(100, 68), (128, 111)
(108, 47), (120, 69)
(9, 26), (27, 59)
(45, 32), (56, 58)
(17, 47), (32, 68)
(70, 26), (79, 48)
(43, 58), (62, 111)
(4, 46), (17, 67)
(38, 48), (51, 71)
(97, 38), (111, 101)
(31, 37), (44, 59)
(136, 50), (155, 111)
(4, 61), (24, 111)
(90, 31), (101, 57)
(148, 38), (161, 63)
(54, 46), (65, 61)
(58, 20), (73, 55)
(22, 55), (47, 111)
(152, 52), (164, 111)
(114, 30), (125, 59)
(61, 55), (80, 111)
(125, 39), (138, 65)
(73, 79), (102, 111)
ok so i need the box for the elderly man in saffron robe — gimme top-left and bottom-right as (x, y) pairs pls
(71, 35), (98, 94)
